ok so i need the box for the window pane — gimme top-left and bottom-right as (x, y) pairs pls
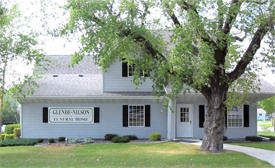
(129, 105), (145, 126)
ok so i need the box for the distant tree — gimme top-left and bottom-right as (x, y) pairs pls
(258, 96), (275, 114)
(0, 2), (45, 131)
(2, 93), (19, 124)
(60, 0), (274, 152)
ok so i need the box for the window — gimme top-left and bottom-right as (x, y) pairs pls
(180, 107), (189, 122)
(128, 105), (145, 127)
(128, 64), (135, 76)
(227, 105), (243, 128)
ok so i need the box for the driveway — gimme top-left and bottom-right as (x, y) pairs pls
(179, 140), (275, 166)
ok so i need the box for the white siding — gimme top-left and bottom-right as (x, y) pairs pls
(103, 59), (153, 92)
(192, 103), (257, 139)
(21, 99), (167, 139)
(176, 96), (257, 139)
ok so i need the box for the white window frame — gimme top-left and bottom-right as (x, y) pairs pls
(128, 64), (145, 77)
(180, 107), (190, 122)
(227, 105), (244, 128)
(128, 104), (145, 127)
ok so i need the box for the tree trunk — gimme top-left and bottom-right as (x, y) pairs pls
(200, 87), (227, 152)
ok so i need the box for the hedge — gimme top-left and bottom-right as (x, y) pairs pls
(0, 139), (39, 146)
(149, 133), (161, 141)
(14, 128), (21, 138)
(5, 124), (20, 134)
(111, 136), (130, 143)
(104, 134), (118, 141)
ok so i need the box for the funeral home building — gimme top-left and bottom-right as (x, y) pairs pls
(20, 55), (275, 140)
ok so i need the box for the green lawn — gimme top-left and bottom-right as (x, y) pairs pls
(258, 131), (275, 137)
(258, 121), (273, 129)
(230, 142), (275, 151)
(0, 142), (272, 168)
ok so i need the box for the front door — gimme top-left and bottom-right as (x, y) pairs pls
(177, 104), (193, 137)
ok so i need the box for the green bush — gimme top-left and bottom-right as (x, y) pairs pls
(149, 133), (161, 141)
(0, 134), (5, 141)
(5, 134), (14, 140)
(0, 139), (39, 146)
(58, 137), (66, 142)
(68, 138), (94, 144)
(260, 136), (275, 141)
(223, 136), (228, 141)
(37, 138), (44, 143)
(105, 134), (118, 141)
(13, 128), (21, 138)
(48, 138), (55, 143)
(5, 124), (20, 134)
(123, 135), (138, 140)
(245, 136), (263, 142)
(111, 136), (130, 143)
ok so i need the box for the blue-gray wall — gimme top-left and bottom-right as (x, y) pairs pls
(103, 59), (154, 92)
(21, 99), (166, 139)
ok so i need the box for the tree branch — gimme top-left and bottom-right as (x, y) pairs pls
(162, 1), (182, 27)
(177, 1), (217, 47)
(227, 19), (272, 83)
(222, 0), (243, 34)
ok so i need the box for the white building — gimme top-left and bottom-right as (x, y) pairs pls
(20, 55), (275, 139)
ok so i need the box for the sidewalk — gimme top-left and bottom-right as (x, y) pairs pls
(179, 140), (275, 166)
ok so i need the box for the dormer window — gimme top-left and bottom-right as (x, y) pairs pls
(122, 60), (148, 77)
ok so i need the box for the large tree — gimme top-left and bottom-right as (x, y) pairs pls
(0, 1), (45, 131)
(60, 0), (274, 152)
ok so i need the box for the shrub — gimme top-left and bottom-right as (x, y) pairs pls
(105, 134), (118, 141)
(58, 137), (66, 142)
(0, 139), (39, 146)
(260, 136), (275, 141)
(68, 138), (94, 144)
(48, 138), (55, 143)
(0, 134), (5, 141)
(13, 128), (21, 138)
(5, 134), (14, 140)
(84, 137), (94, 144)
(123, 135), (138, 140)
(149, 133), (161, 141)
(5, 124), (20, 134)
(223, 136), (228, 141)
(37, 138), (44, 143)
(245, 136), (263, 142)
(111, 136), (130, 143)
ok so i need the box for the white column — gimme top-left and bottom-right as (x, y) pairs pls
(167, 99), (176, 140)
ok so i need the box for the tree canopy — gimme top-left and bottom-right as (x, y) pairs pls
(258, 96), (275, 114)
(59, 0), (274, 152)
(0, 1), (46, 130)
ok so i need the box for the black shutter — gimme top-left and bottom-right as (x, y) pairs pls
(43, 107), (48, 123)
(145, 105), (151, 127)
(244, 104), (249, 127)
(199, 105), (205, 128)
(225, 108), (227, 128)
(123, 105), (128, 127)
(122, 59), (128, 77)
(94, 107), (100, 123)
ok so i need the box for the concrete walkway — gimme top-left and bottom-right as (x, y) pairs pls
(179, 140), (275, 166)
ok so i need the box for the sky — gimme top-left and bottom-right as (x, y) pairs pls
(6, 0), (275, 87)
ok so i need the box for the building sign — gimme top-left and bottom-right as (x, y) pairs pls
(48, 107), (94, 124)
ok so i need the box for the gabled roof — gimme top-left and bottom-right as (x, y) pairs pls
(30, 55), (155, 98)
(28, 55), (275, 99)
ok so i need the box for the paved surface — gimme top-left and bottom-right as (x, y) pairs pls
(179, 139), (275, 166)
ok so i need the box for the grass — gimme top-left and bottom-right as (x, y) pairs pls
(0, 142), (272, 168)
(230, 142), (275, 151)
(258, 121), (272, 128)
(258, 131), (275, 137)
